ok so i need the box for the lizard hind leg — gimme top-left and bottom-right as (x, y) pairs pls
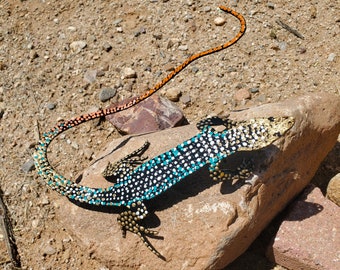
(117, 201), (165, 259)
(209, 159), (254, 182)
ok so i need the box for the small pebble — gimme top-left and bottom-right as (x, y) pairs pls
(230, 0), (238, 7)
(46, 103), (56, 110)
(112, 19), (123, 25)
(234, 89), (251, 101)
(22, 159), (35, 173)
(67, 26), (77, 32)
(270, 30), (277, 39)
(153, 33), (163, 40)
(27, 43), (34, 49)
(70, 40), (87, 52)
(297, 47), (307, 54)
(32, 219), (39, 228)
(183, 14), (193, 22)
(279, 41), (287, 51)
(42, 245), (57, 256)
(250, 87), (259, 94)
(99, 87), (117, 102)
(180, 94), (191, 104)
(178, 45), (188, 51)
(102, 42), (112, 52)
(203, 6), (211, 12)
(310, 6), (317, 19)
(192, 66), (199, 73)
(214, 17), (226, 26)
(256, 94), (266, 103)
(83, 148), (94, 160)
(84, 70), (97, 83)
(97, 70), (105, 77)
(267, 2), (275, 9)
(134, 27), (146, 37)
(0, 62), (7, 70)
(327, 53), (336, 62)
(122, 67), (137, 79)
(29, 51), (39, 60)
(39, 197), (50, 206)
(163, 87), (181, 102)
(71, 142), (79, 150)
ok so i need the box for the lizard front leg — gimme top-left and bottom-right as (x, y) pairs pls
(102, 141), (150, 183)
(196, 116), (238, 131)
(209, 158), (254, 182)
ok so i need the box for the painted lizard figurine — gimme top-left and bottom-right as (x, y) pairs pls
(32, 7), (292, 259)
(34, 115), (294, 258)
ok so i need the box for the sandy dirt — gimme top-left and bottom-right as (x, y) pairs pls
(0, 0), (338, 269)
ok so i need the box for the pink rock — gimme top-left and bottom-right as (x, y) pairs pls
(266, 184), (340, 270)
(55, 93), (340, 269)
(234, 88), (251, 101)
(105, 94), (186, 134)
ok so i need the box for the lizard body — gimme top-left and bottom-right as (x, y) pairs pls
(34, 116), (294, 258)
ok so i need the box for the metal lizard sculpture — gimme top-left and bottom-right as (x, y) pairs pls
(34, 116), (294, 258)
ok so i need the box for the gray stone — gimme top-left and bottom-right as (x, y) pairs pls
(84, 70), (97, 84)
(98, 87), (117, 102)
(70, 40), (87, 52)
(46, 103), (56, 110)
(250, 87), (259, 94)
(22, 159), (35, 173)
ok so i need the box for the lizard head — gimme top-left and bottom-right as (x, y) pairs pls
(231, 116), (295, 151)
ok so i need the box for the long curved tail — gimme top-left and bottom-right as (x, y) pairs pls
(33, 6), (246, 197)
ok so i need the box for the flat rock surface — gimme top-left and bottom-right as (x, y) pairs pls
(56, 93), (340, 269)
(267, 185), (340, 270)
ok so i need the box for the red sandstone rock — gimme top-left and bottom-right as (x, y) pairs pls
(266, 184), (340, 270)
(105, 94), (186, 134)
(55, 93), (340, 269)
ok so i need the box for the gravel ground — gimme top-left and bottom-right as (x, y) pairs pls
(0, 0), (338, 269)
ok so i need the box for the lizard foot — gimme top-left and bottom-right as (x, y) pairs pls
(117, 201), (165, 259)
(209, 159), (254, 182)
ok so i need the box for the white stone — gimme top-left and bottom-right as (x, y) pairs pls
(122, 67), (137, 79)
(214, 17), (226, 26)
(70, 40), (87, 52)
